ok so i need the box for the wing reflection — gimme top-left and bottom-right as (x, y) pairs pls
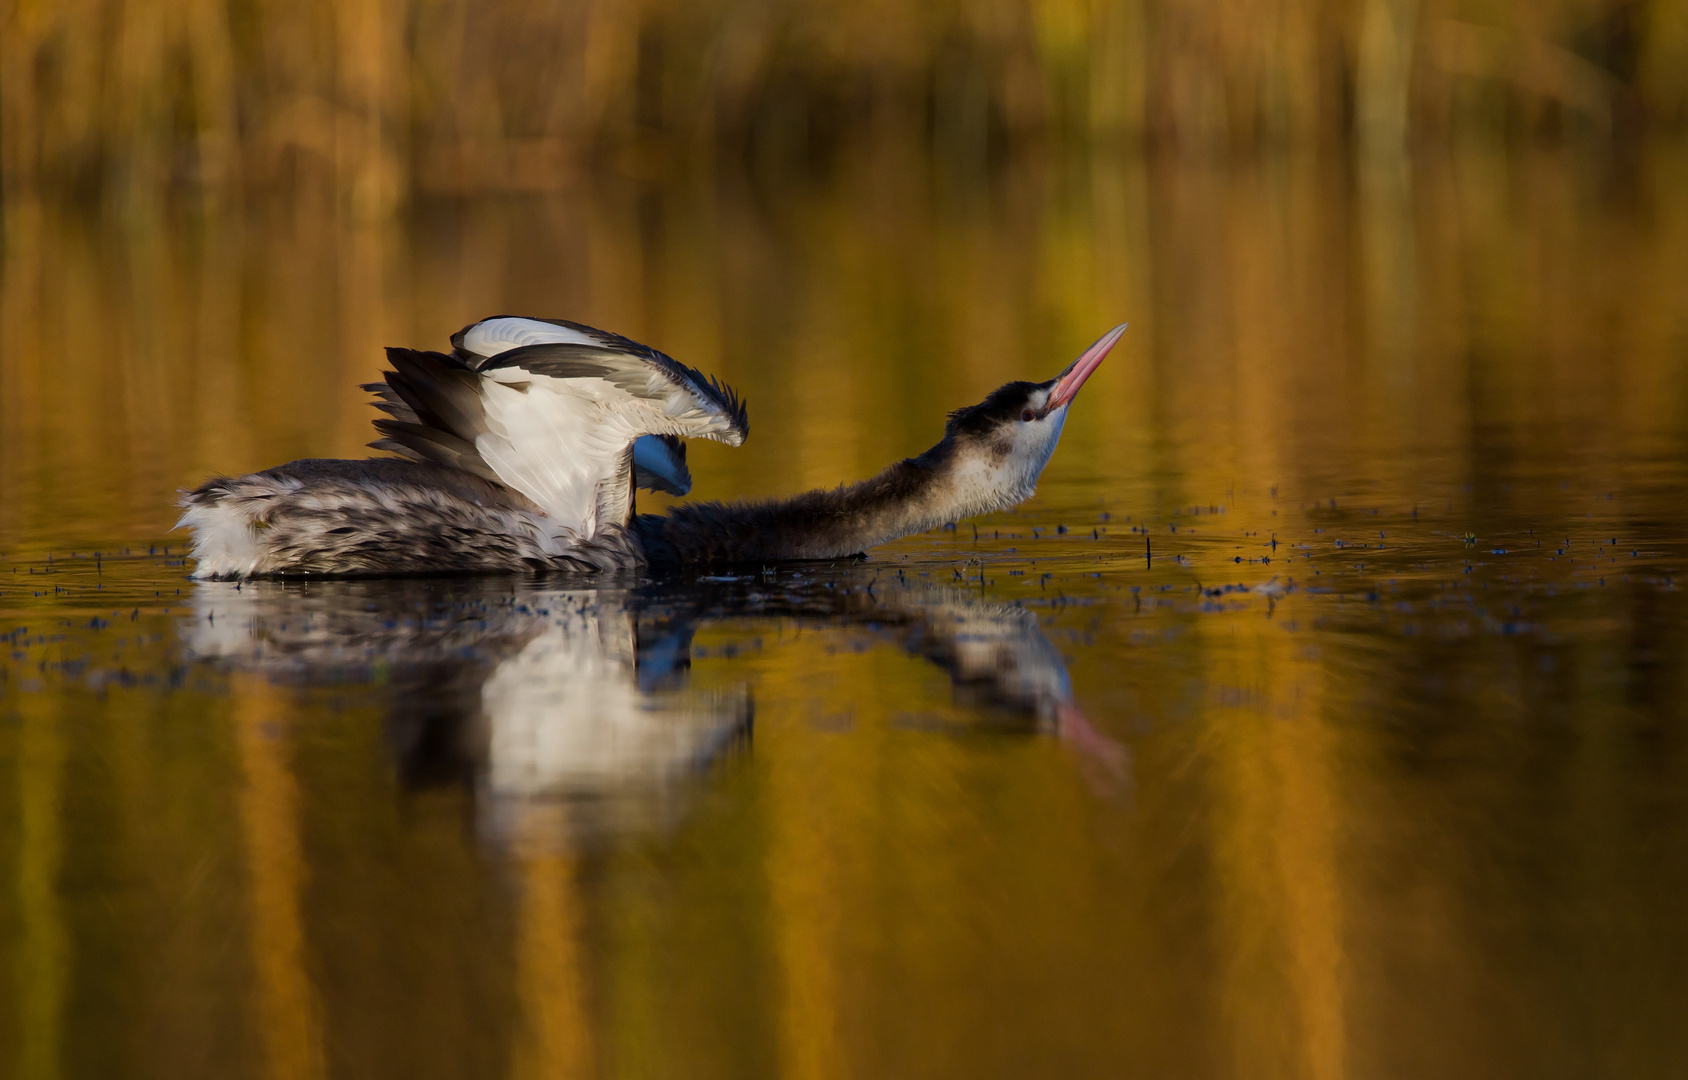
(187, 580), (750, 847)
(474, 599), (751, 848)
(186, 574), (1124, 848)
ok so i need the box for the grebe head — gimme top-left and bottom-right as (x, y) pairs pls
(936, 324), (1127, 507)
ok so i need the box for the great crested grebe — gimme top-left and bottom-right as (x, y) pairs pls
(179, 317), (1127, 578)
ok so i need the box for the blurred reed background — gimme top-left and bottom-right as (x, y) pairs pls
(3, 0), (1686, 207)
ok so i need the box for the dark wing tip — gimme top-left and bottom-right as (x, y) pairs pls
(641, 344), (749, 441)
(368, 436), (417, 457)
(708, 372), (749, 439)
(363, 349), (496, 482)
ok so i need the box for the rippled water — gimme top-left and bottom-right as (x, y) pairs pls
(4, 148), (1688, 1078)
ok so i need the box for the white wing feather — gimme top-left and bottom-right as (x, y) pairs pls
(458, 317), (604, 357)
(424, 317), (744, 537)
(474, 375), (648, 536)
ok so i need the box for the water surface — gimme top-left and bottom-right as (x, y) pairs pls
(4, 148), (1688, 1078)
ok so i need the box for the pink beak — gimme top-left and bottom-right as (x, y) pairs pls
(1046, 323), (1128, 411)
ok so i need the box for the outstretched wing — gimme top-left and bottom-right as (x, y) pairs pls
(453, 316), (747, 438)
(367, 317), (747, 536)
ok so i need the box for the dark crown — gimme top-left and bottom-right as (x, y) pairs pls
(944, 380), (1046, 438)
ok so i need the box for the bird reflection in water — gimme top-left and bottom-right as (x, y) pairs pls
(185, 575), (1128, 848)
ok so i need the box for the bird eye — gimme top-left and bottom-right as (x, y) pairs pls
(1020, 408), (1037, 423)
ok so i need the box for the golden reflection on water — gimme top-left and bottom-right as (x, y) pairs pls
(235, 677), (325, 1080)
(14, 684), (66, 1080)
(513, 853), (592, 1080)
(1201, 616), (1343, 1080)
(3, 145), (1688, 1079)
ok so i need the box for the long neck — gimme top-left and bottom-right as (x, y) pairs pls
(650, 441), (1011, 565)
